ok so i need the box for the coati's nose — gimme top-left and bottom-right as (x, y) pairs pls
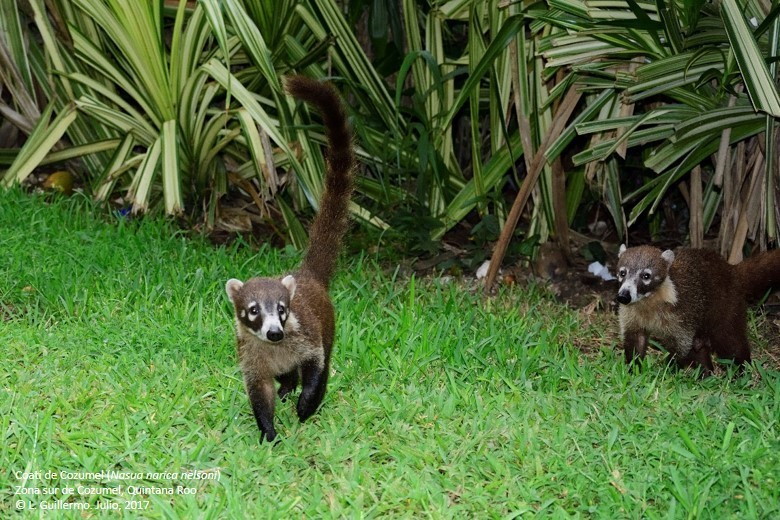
(616, 290), (632, 305)
(267, 328), (284, 342)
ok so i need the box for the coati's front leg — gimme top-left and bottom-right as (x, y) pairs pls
(246, 377), (278, 442)
(674, 336), (714, 377)
(623, 329), (649, 371)
(297, 359), (329, 422)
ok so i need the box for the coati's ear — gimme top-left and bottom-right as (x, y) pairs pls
(661, 249), (675, 265)
(618, 244), (627, 257)
(225, 279), (244, 303)
(281, 275), (297, 300)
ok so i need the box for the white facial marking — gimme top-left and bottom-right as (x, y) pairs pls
(260, 315), (283, 338)
(239, 309), (246, 319)
(620, 280), (640, 303)
(241, 300), (290, 342)
(257, 301), (283, 340)
(247, 328), (265, 340)
(247, 301), (260, 322)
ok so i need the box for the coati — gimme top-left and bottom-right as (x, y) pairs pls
(615, 244), (780, 375)
(225, 76), (354, 442)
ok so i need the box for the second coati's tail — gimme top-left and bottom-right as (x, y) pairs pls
(284, 76), (355, 288)
(736, 249), (780, 301)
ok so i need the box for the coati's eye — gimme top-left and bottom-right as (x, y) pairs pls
(618, 268), (626, 279)
(248, 304), (259, 316)
(641, 272), (652, 281)
(277, 303), (286, 315)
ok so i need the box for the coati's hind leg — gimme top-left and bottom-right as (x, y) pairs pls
(712, 328), (752, 375)
(730, 342), (752, 376)
(276, 369), (300, 401)
(246, 377), (278, 442)
(623, 329), (649, 371)
(297, 359), (329, 423)
(674, 336), (714, 378)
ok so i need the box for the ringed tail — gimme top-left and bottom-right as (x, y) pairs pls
(284, 76), (355, 288)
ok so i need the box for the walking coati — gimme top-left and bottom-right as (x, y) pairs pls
(225, 76), (355, 442)
(615, 244), (780, 375)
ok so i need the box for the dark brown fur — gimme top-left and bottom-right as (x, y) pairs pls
(737, 250), (780, 302)
(285, 75), (354, 288)
(225, 76), (354, 442)
(617, 245), (780, 376)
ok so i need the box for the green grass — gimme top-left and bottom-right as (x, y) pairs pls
(0, 189), (778, 518)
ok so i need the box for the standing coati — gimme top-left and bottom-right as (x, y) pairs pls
(225, 76), (354, 442)
(616, 244), (780, 375)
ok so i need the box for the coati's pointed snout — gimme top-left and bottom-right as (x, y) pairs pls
(616, 290), (632, 305)
(266, 328), (284, 342)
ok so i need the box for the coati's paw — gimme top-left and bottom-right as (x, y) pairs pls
(297, 392), (319, 423)
(297, 400), (313, 423)
(260, 428), (278, 444)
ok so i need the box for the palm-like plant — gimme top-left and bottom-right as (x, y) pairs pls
(1, 0), (391, 246)
(535, 0), (780, 258)
(392, 0), (579, 256)
(4, 0), (194, 214)
(5, 0), (776, 264)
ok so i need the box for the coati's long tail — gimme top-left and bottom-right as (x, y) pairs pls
(736, 249), (780, 301)
(284, 76), (355, 288)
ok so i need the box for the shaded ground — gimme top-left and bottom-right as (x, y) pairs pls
(407, 238), (780, 372)
(500, 250), (780, 372)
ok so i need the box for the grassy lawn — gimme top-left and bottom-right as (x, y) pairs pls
(1, 189), (778, 518)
